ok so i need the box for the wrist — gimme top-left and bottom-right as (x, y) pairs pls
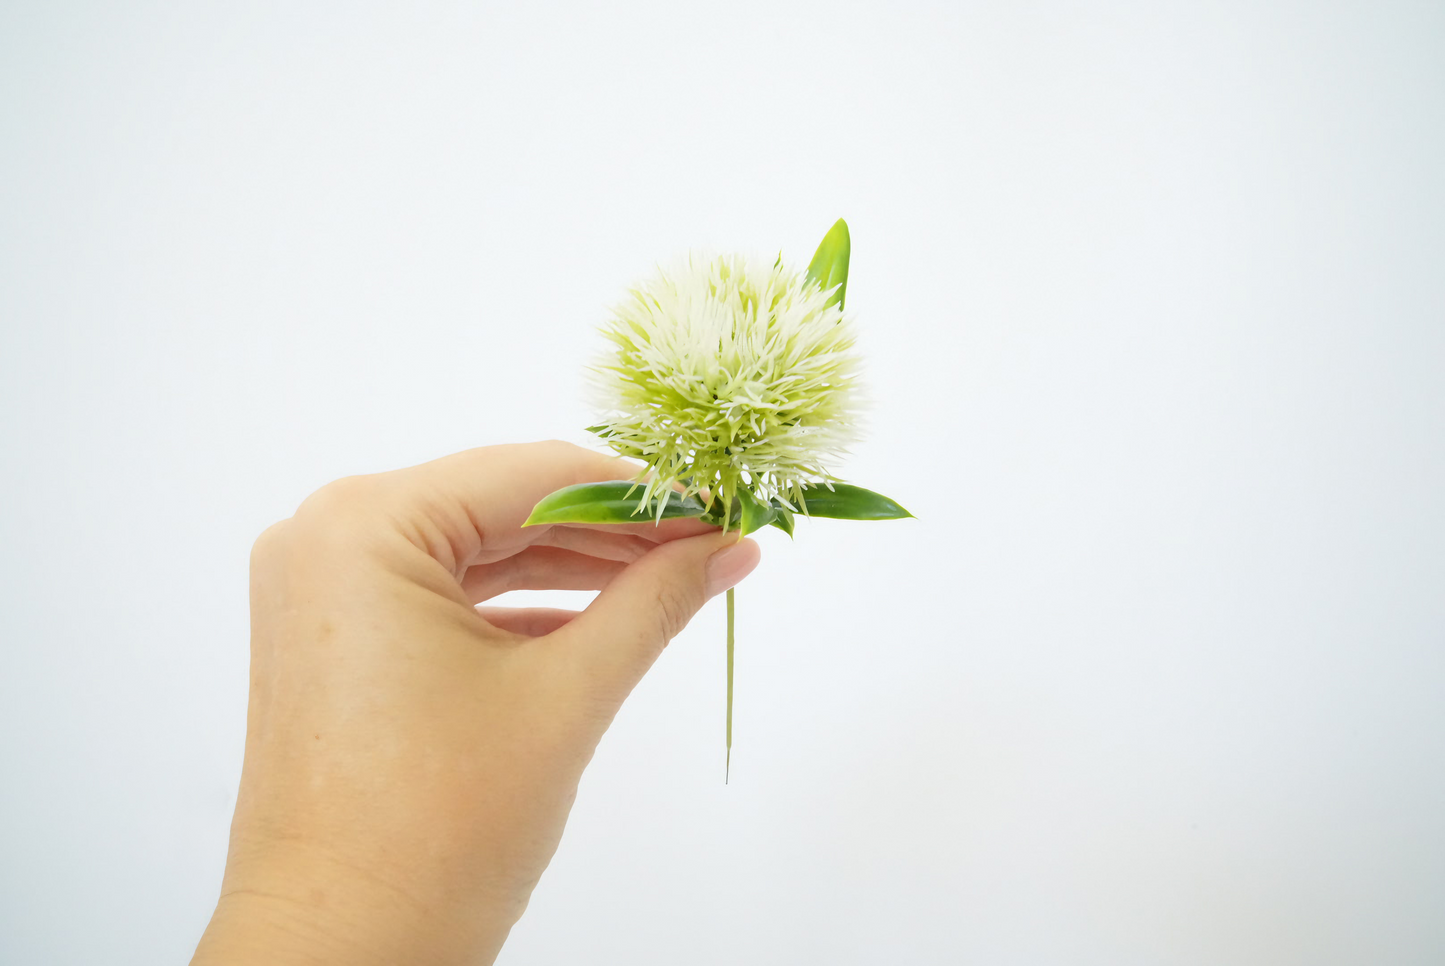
(191, 845), (518, 966)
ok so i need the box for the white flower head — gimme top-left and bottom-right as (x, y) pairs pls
(590, 251), (863, 516)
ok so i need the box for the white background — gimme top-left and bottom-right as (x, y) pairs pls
(2, 2), (1443, 963)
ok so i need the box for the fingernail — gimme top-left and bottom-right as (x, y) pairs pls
(705, 540), (760, 598)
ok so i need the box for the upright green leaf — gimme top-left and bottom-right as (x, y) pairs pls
(523, 481), (709, 526)
(736, 486), (777, 535)
(795, 482), (912, 520)
(805, 218), (851, 310)
(767, 506), (795, 537)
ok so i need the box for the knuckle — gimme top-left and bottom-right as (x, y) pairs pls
(652, 580), (701, 645)
(297, 474), (384, 520)
(249, 519), (292, 566)
(282, 475), (397, 560)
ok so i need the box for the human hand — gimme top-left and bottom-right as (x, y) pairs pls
(190, 441), (761, 965)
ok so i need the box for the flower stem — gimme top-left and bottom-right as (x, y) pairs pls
(725, 586), (734, 784)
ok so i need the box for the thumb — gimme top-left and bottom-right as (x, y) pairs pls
(556, 529), (761, 695)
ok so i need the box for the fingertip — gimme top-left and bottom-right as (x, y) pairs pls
(704, 536), (762, 599)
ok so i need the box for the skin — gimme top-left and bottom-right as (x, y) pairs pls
(190, 441), (761, 965)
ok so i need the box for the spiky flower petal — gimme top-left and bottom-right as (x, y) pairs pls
(590, 252), (862, 518)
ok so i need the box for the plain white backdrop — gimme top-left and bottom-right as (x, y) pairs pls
(2, 2), (1443, 963)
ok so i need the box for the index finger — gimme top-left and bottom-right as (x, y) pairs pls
(393, 440), (723, 566)
(403, 440), (643, 539)
(558, 517), (722, 542)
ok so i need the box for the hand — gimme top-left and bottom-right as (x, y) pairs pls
(190, 441), (761, 965)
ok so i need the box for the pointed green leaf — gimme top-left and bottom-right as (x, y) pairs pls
(805, 218), (851, 310)
(795, 483), (912, 520)
(523, 481), (709, 526)
(767, 506), (795, 537)
(736, 486), (776, 535)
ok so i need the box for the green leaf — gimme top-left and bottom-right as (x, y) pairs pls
(523, 481), (709, 526)
(767, 506), (795, 537)
(805, 218), (851, 310)
(736, 486), (776, 535)
(796, 483), (912, 520)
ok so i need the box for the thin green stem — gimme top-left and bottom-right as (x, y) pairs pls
(725, 586), (734, 784)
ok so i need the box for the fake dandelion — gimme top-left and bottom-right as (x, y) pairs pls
(526, 219), (911, 780)
(590, 248), (861, 521)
